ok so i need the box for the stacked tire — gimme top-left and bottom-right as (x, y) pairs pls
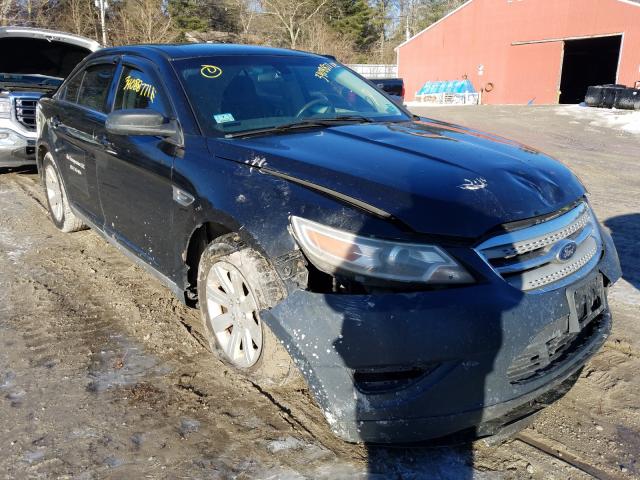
(614, 88), (640, 110)
(585, 84), (640, 110)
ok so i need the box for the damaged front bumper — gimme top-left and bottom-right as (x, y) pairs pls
(262, 228), (622, 443)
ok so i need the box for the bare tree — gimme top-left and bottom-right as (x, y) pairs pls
(30, 0), (60, 29)
(64, 0), (98, 36)
(95, 0), (108, 46)
(260, 0), (328, 49)
(0, 0), (16, 26)
(298, 17), (356, 62)
(397, 0), (466, 39)
(232, 0), (258, 35)
(111, 0), (176, 45)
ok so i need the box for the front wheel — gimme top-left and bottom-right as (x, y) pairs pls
(197, 234), (299, 387)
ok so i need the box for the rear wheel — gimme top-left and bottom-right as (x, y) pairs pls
(197, 234), (299, 387)
(43, 152), (85, 233)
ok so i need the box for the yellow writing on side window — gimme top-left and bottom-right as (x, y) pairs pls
(123, 75), (156, 103)
(315, 62), (337, 82)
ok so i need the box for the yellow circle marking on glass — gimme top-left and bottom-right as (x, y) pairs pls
(201, 65), (222, 79)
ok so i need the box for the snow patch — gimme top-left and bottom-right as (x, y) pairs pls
(0, 228), (29, 263)
(609, 279), (640, 306)
(266, 436), (304, 453)
(555, 105), (640, 134)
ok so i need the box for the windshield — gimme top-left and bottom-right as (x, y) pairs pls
(0, 73), (63, 89)
(173, 55), (408, 136)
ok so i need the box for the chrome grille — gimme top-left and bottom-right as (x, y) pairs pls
(15, 98), (38, 130)
(476, 203), (602, 291)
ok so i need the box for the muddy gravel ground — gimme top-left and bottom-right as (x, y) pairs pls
(0, 105), (638, 479)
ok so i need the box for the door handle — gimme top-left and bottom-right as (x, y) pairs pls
(98, 135), (117, 155)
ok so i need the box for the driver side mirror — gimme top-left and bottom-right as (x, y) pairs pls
(106, 109), (178, 138)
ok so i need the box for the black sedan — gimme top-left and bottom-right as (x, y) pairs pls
(36, 44), (621, 443)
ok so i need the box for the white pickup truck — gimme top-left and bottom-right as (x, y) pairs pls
(0, 27), (99, 168)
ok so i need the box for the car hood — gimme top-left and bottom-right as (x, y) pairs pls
(212, 119), (585, 239)
(0, 27), (99, 81)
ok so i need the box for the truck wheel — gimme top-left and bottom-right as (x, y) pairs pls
(43, 153), (86, 233)
(197, 233), (299, 387)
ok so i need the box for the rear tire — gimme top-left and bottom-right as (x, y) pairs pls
(43, 152), (85, 233)
(197, 233), (300, 387)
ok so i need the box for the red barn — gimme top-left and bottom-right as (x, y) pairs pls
(396, 0), (640, 104)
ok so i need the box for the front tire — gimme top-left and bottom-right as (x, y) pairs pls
(43, 152), (85, 233)
(197, 233), (299, 387)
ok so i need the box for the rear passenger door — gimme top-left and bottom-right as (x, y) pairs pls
(51, 60), (118, 227)
(97, 57), (177, 273)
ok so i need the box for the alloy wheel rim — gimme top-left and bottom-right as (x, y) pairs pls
(45, 164), (64, 222)
(205, 261), (263, 368)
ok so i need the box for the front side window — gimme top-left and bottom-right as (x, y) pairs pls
(62, 70), (84, 103)
(114, 66), (169, 115)
(76, 64), (116, 112)
(173, 55), (408, 136)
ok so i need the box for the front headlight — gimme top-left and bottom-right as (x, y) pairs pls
(290, 216), (474, 285)
(0, 99), (11, 118)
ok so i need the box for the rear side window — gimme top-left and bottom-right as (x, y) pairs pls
(114, 66), (169, 115)
(63, 70), (84, 103)
(77, 64), (116, 112)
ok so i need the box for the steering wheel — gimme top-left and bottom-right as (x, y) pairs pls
(295, 97), (335, 118)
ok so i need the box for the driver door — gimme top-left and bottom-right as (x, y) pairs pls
(96, 57), (177, 274)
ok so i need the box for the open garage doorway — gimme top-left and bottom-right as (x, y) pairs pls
(559, 35), (622, 104)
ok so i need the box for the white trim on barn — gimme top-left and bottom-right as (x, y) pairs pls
(617, 0), (640, 6)
(395, 0), (474, 50)
(512, 31), (625, 45)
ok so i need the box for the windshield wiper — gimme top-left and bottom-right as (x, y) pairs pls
(329, 115), (375, 123)
(225, 115), (375, 139)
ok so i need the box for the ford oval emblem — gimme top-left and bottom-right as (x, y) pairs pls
(557, 241), (578, 262)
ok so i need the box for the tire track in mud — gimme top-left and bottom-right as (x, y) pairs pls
(0, 173), (375, 478)
(3, 174), (373, 456)
(0, 191), (179, 477)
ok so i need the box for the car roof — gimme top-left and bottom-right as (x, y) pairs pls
(95, 43), (323, 61)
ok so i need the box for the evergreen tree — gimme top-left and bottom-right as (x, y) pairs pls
(327, 0), (378, 52)
(168, 0), (238, 33)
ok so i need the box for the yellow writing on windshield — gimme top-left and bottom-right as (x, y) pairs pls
(315, 62), (337, 82)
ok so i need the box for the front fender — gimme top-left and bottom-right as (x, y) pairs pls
(170, 145), (402, 293)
